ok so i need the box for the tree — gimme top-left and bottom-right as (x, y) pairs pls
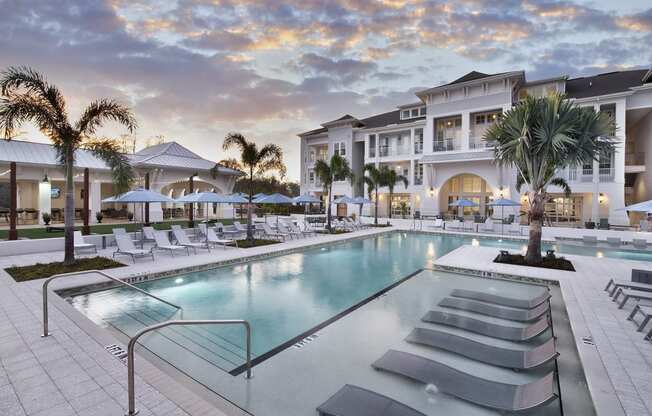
(381, 166), (408, 219)
(218, 132), (285, 241)
(360, 163), (383, 225)
(0, 66), (136, 265)
(485, 93), (615, 263)
(219, 157), (243, 172)
(314, 154), (354, 231)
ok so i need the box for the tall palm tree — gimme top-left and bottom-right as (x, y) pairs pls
(219, 132), (285, 242)
(381, 166), (408, 219)
(485, 93), (615, 263)
(360, 163), (384, 225)
(0, 66), (136, 265)
(314, 154), (354, 231)
(219, 157), (243, 172)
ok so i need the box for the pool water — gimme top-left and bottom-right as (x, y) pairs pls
(68, 231), (651, 373)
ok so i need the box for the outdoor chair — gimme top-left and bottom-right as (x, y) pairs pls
(604, 269), (652, 296)
(598, 218), (610, 230)
(372, 350), (557, 412)
(480, 218), (494, 233)
(277, 222), (302, 239)
(111, 227), (138, 246)
(612, 287), (652, 309)
(73, 231), (97, 254)
(284, 220), (313, 237)
(431, 218), (443, 229)
(172, 228), (208, 253)
(607, 237), (622, 246)
(438, 296), (549, 322)
(317, 384), (425, 416)
(153, 231), (190, 256)
(142, 226), (156, 243)
(113, 235), (154, 263)
(406, 327), (557, 370)
(633, 238), (648, 249)
(450, 287), (550, 309)
(582, 235), (598, 245)
(640, 220), (650, 232)
(262, 223), (288, 241)
(205, 227), (237, 249)
(627, 304), (652, 333)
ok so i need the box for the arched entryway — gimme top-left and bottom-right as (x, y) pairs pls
(439, 173), (494, 219)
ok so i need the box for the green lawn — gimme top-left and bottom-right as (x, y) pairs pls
(0, 218), (236, 239)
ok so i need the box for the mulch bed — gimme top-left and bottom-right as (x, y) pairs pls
(5, 256), (126, 282)
(235, 239), (280, 248)
(494, 253), (575, 272)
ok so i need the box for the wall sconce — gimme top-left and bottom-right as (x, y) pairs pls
(428, 186), (436, 197)
(42, 174), (49, 183)
(599, 193), (606, 204)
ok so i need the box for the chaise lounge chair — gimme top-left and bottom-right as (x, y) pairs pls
(438, 296), (549, 322)
(113, 235), (154, 263)
(153, 231), (190, 256)
(612, 287), (652, 309)
(604, 269), (652, 296)
(372, 350), (557, 412)
(422, 310), (549, 341)
(633, 238), (649, 249)
(277, 222), (303, 239)
(450, 288), (550, 309)
(205, 227), (237, 249)
(582, 235), (598, 245)
(74, 231), (97, 254)
(607, 237), (622, 246)
(405, 327), (558, 370)
(262, 223), (288, 241)
(317, 384), (425, 416)
(172, 228), (208, 253)
(430, 218), (444, 229)
(627, 304), (652, 333)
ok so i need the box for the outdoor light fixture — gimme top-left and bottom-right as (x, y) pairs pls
(599, 193), (606, 204)
(42, 174), (49, 183)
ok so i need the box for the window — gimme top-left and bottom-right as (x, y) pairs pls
(334, 142), (346, 156)
(420, 107), (426, 116)
(475, 114), (485, 125)
(434, 116), (462, 151)
(414, 163), (423, 185)
(414, 128), (423, 154)
(402, 110), (410, 119)
(309, 171), (315, 183)
(411, 108), (419, 117)
(368, 134), (376, 157)
(600, 104), (616, 136)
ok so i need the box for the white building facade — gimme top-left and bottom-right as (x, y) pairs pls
(299, 69), (652, 226)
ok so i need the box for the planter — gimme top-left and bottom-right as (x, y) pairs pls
(494, 251), (575, 271)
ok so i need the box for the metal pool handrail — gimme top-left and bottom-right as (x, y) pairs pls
(126, 319), (252, 416)
(41, 269), (182, 337)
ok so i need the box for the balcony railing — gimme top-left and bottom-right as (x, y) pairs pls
(599, 167), (614, 182)
(469, 138), (494, 150)
(369, 148), (376, 158)
(413, 176), (423, 185)
(379, 145), (410, 157)
(433, 138), (461, 152)
(414, 142), (423, 154)
(626, 152), (645, 165)
(581, 167), (593, 182)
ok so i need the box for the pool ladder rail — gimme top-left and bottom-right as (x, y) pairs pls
(40, 270), (253, 416)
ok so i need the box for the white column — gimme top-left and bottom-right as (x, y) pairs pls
(591, 159), (600, 222)
(461, 111), (470, 151)
(609, 99), (629, 225)
(38, 180), (51, 224)
(89, 180), (101, 223)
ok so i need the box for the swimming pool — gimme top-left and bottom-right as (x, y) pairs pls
(65, 231), (597, 415)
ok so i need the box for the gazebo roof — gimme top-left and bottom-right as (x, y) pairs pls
(0, 139), (240, 175)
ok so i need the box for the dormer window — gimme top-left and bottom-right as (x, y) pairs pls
(400, 106), (426, 120)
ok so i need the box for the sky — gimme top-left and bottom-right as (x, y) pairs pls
(0, 0), (651, 181)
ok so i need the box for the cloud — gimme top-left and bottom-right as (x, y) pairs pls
(290, 53), (378, 86)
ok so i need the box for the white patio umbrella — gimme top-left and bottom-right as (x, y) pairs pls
(352, 196), (372, 217)
(102, 188), (175, 247)
(488, 197), (521, 235)
(619, 200), (652, 213)
(254, 193), (294, 226)
(175, 192), (233, 250)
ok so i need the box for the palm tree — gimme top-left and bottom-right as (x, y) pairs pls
(219, 132), (285, 242)
(219, 157), (243, 171)
(314, 154), (354, 231)
(485, 93), (615, 263)
(381, 166), (408, 219)
(0, 66), (136, 265)
(360, 163), (383, 225)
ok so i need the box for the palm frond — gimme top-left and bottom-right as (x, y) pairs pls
(76, 99), (137, 136)
(82, 138), (134, 193)
(256, 144), (286, 178)
(549, 177), (571, 197)
(0, 66), (67, 121)
(0, 94), (60, 139)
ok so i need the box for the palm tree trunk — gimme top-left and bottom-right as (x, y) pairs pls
(387, 189), (393, 219)
(326, 184), (332, 231)
(247, 168), (254, 242)
(525, 193), (544, 263)
(63, 150), (75, 265)
(374, 188), (379, 225)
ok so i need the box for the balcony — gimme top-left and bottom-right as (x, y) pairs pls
(413, 176), (423, 185)
(469, 137), (494, 150)
(433, 138), (461, 152)
(378, 144), (410, 157)
(599, 167), (614, 182)
(414, 141), (423, 154)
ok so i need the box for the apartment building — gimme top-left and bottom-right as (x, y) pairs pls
(298, 68), (652, 226)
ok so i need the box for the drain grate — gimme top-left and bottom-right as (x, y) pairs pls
(293, 333), (320, 349)
(105, 344), (128, 364)
(581, 336), (595, 346)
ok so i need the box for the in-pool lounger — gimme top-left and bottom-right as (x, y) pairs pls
(439, 296), (549, 322)
(450, 288), (550, 309)
(422, 310), (548, 341)
(317, 384), (426, 416)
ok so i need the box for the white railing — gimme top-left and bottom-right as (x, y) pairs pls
(413, 176), (423, 185)
(599, 167), (614, 182)
(379, 145), (410, 157)
(414, 142), (423, 154)
(433, 138), (461, 152)
(469, 137), (493, 150)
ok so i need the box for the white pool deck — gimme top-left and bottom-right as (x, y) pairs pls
(0, 224), (651, 415)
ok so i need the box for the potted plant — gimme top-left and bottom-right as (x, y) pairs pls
(42, 212), (51, 226)
(127, 212), (134, 222)
(400, 202), (408, 219)
(96, 211), (103, 223)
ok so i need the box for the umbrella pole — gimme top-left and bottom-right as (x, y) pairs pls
(205, 202), (210, 252)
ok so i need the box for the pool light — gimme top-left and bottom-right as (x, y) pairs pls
(175, 278), (184, 284)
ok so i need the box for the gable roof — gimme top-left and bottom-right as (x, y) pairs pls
(449, 71), (492, 85)
(566, 69), (649, 99)
(129, 141), (240, 174)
